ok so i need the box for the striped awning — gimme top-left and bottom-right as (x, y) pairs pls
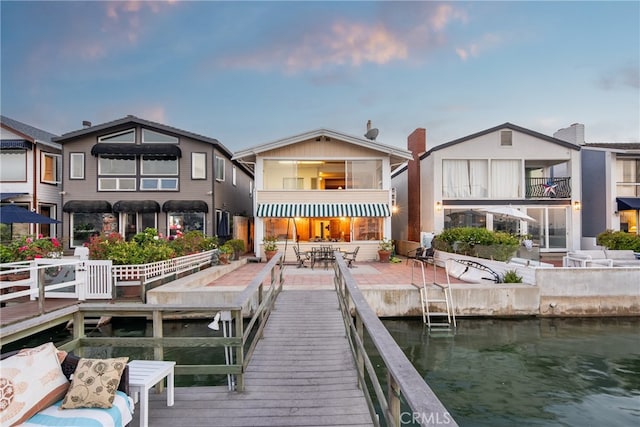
(256, 203), (391, 218)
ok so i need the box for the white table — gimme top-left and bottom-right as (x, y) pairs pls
(128, 360), (176, 427)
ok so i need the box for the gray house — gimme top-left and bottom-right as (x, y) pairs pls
(0, 115), (61, 242)
(53, 116), (253, 252)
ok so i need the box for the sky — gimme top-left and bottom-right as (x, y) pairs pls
(1, 0), (639, 152)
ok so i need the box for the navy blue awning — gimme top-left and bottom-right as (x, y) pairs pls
(63, 200), (112, 213)
(617, 197), (640, 210)
(0, 140), (32, 150)
(113, 200), (160, 213)
(162, 200), (208, 213)
(91, 143), (181, 158)
(0, 192), (28, 201)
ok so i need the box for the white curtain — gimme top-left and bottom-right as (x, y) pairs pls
(469, 160), (488, 197)
(443, 160), (488, 198)
(491, 160), (520, 198)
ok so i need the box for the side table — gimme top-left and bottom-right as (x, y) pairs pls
(127, 360), (176, 427)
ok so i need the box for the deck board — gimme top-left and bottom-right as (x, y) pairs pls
(131, 289), (373, 426)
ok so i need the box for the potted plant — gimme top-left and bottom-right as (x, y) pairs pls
(263, 235), (278, 261)
(226, 239), (246, 260)
(378, 238), (393, 263)
(218, 243), (233, 264)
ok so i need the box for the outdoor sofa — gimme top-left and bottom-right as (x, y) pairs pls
(563, 249), (640, 267)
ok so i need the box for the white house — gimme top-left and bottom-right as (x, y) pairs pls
(392, 123), (583, 254)
(232, 127), (413, 261)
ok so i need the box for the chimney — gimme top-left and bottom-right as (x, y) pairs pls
(366, 120), (372, 132)
(82, 120), (92, 128)
(407, 128), (426, 242)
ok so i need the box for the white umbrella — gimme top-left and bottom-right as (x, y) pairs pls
(479, 206), (536, 222)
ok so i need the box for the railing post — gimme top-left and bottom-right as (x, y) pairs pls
(153, 310), (164, 362)
(234, 309), (244, 391)
(356, 311), (365, 390)
(37, 264), (45, 315)
(388, 373), (401, 427)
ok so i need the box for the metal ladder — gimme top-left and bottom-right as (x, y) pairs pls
(411, 256), (456, 329)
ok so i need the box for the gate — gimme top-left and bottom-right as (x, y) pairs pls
(84, 260), (113, 299)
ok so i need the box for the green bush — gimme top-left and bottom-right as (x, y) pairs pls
(86, 230), (217, 265)
(225, 239), (245, 254)
(432, 227), (520, 261)
(596, 230), (640, 251)
(502, 270), (523, 283)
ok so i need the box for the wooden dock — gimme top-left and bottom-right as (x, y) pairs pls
(131, 289), (374, 427)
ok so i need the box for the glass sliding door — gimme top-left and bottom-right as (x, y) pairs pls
(528, 207), (568, 251)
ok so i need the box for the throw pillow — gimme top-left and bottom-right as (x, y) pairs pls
(0, 342), (69, 426)
(61, 357), (128, 409)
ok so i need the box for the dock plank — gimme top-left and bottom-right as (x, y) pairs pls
(132, 290), (373, 426)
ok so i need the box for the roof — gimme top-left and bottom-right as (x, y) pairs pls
(52, 115), (253, 177)
(421, 122), (581, 159)
(0, 115), (60, 149)
(232, 128), (414, 167)
(583, 142), (640, 151)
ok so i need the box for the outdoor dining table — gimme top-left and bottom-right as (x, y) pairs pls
(310, 246), (341, 269)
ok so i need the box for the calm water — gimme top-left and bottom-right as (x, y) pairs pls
(7, 317), (639, 426)
(380, 317), (640, 427)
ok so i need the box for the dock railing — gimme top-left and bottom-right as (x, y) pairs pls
(46, 253), (284, 391)
(333, 252), (458, 427)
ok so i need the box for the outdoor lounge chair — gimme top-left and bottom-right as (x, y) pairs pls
(406, 246), (435, 266)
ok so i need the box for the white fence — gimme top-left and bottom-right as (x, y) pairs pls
(1, 250), (216, 304)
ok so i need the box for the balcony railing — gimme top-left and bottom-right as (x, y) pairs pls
(526, 177), (571, 199)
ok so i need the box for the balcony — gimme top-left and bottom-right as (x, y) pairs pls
(526, 177), (571, 199)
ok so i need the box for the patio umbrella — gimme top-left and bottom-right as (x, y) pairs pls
(0, 204), (61, 224)
(479, 206), (536, 222)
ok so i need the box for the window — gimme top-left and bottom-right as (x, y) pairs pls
(500, 131), (512, 146)
(215, 156), (225, 181)
(140, 178), (178, 190)
(490, 160), (521, 198)
(283, 177), (304, 189)
(192, 153), (206, 179)
(0, 150), (26, 181)
(70, 153), (84, 179)
(98, 178), (136, 191)
(442, 160), (488, 198)
(41, 152), (61, 184)
(232, 165), (237, 186)
(141, 155), (178, 175)
(142, 129), (178, 143)
(98, 156), (136, 175)
(263, 159), (381, 190)
(168, 212), (205, 236)
(347, 160), (382, 189)
(71, 212), (118, 247)
(98, 129), (135, 143)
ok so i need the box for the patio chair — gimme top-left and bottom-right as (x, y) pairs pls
(343, 246), (360, 268)
(406, 246), (435, 266)
(293, 246), (310, 268)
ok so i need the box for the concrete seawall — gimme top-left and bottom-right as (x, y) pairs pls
(147, 262), (640, 318)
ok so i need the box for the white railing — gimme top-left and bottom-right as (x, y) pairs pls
(111, 250), (216, 285)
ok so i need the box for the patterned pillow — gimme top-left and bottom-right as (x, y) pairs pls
(61, 357), (129, 409)
(0, 342), (69, 426)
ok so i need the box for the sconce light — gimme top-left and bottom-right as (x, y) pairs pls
(435, 201), (443, 211)
(573, 200), (581, 211)
(206, 191), (213, 195)
(392, 205), (399, 214)
(58, 191), (66, 195)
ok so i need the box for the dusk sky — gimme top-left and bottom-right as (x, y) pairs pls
(1, 1), (639, 151)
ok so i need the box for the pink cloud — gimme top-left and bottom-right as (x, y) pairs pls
(455, 33), (502, 61)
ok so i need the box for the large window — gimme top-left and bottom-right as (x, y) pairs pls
(98, 156), (136, 175)
(442, 160), (488, 198)
(70, 153), (84, 179)
(491, 160), (521, 198)
(71, 213), (118, 247)
(263, 216), (383, 242)
(444, 209), (487, 229)
(168, 212), (205, 237)
(263, 159), (382, 190)
(140, 178), (178, 190)
(141, 155), (178, 175)
(142, 129), (178, 144)
(617, 159), (640, 197)
(41, 152), (61, 184)
(0, 150), (26, 181)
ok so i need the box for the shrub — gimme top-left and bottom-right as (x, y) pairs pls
(1, 235), (63, 262)
(432, 227), (520, 261)
(502, 270), (523, 283)
(225, 239), (245, 254)
(596, 230), (640, 251)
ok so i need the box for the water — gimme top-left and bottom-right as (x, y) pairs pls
(7, 317), (639, 425)
(380, 317), (640, 427)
